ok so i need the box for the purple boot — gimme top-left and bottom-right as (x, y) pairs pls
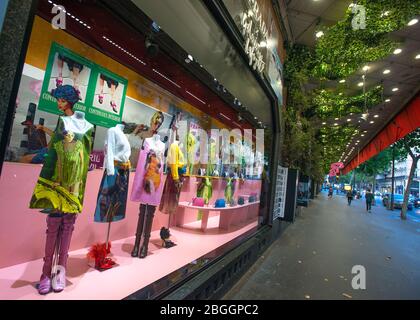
(52, 214), (76, 292)
(38, 215), (62, 295)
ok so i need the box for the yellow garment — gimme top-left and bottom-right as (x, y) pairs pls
(167, 141), (185, 181)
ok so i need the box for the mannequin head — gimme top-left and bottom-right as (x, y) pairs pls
(52, 85), (81, 116)
(63, 130), (75, 143)
(150, 111), (164, 134)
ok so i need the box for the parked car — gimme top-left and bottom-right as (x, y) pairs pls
(382, 194), (413, 210)
(414, 197), (420, 208)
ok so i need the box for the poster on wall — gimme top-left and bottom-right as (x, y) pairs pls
(38, 42), (127, 128)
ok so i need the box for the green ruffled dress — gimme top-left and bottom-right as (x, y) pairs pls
(30, 117), (93, 214)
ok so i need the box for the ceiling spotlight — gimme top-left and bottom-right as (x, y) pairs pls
(393, 48), (402, 55)
(339, 79), (346, 83)
(415, 54), (420, 59)
(334, 123), (338, 126)
(362, 65), (370, 72)
(185, 54), (194, 63)
(315, 31), (324, 38)
(322, 122), (326, 125)
(145, 36), (159, 57)
(374, 114), (379, 118)
(385, 98), (391, 102)
(370, 121), (374, 124)
(335, 118), (339, 120)
(358, 82), (364, 87)
(408, 18), (418, 26)
(361, 134), (365, 137)
(347, 119), (351, 122)
(392, 87), (399, 92)
(383, 69), (391, 74)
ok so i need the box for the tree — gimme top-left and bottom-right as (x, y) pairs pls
(357, 148), (393, 190)
(394, 128), (420, 220)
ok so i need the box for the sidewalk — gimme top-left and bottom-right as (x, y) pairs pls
(223, 192), (420, 299)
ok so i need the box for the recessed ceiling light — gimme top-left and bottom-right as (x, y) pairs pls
(361, 134), (365, 137)
(408, 18), (418, 26)
(362, 65), (370, 71)
(374, 114), (379, 118)
(392, 87), (399, 92)
(315, 31), (324, 38)
(383, 69), (391, 74)
(339, 79), (346, 83)
(385, 98), (391, 102)
(322, 122), (326, 125)
(415, 54), (420, 59)
(370, 121), (374, 124)
(335, 118), (339, 120)
(334, 123), (339, 126)
(393, 48), (402, 54)
(347, 119), (351, 122)
(358, 82), (364, 87)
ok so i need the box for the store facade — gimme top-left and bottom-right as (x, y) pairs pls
(0, 0), (285, 299)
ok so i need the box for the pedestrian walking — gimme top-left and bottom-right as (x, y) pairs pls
(347, 189), (353, 205)
(365, 189), (374, 212)
(328, 186), (333, 199)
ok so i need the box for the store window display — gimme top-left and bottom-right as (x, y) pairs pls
(0, 8), (267, 299)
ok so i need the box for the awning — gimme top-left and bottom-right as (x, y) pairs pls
(342, 95), (420, 175)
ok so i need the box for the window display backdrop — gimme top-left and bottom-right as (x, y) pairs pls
(0, 15), (262, 297)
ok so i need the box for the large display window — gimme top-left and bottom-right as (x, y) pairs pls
(0, 2), (267, 300)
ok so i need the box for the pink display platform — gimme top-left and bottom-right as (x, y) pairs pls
(0, 162), (261, 269)
(0, 217), (258, 300)
(0, 162), (261, 299)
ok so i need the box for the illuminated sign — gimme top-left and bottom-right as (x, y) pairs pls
(240, 0), (268, 73)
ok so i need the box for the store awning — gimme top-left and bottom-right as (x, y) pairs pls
(342, 95), (420, 175)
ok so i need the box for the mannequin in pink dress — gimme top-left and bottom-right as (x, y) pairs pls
(130, 112), (165, 258)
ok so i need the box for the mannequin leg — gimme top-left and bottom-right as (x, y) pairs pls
(131, 204), (146, 257)
(139, 205), (156, 258)
(53, 214), (76, 292)
(38, 215), (62, 295)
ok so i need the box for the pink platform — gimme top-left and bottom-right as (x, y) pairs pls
(0, 162), (261, 299)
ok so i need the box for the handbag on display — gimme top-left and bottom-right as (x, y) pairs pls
(214, 198), (226, 208)
(178, 165), (187, 176)
(192, 197), (205, 207)
(238, 197), (245, 205)
(250, 192), (258, 201)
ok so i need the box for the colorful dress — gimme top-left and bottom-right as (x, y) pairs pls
(159, 141), (185, 215)
(94, 125), (131, 223)
(29, 116), (93, 214)
(131, 136), (165, 206)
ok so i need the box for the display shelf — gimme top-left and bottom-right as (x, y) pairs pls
(177, 201), (260, 231)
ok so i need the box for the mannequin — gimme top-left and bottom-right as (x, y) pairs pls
(92, 123), (131, 269)
(30, 102), (93, 294)
(159, 113), (186, 247)
(130, 112), (165, 258)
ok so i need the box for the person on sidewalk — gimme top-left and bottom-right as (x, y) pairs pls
(347, 189), (353, 205)
(328, 186), (333, 199)
(365, 189), (374, 213)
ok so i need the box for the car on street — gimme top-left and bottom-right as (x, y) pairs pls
(414, 197), (420, 208)
(382, 194), (413, 210)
